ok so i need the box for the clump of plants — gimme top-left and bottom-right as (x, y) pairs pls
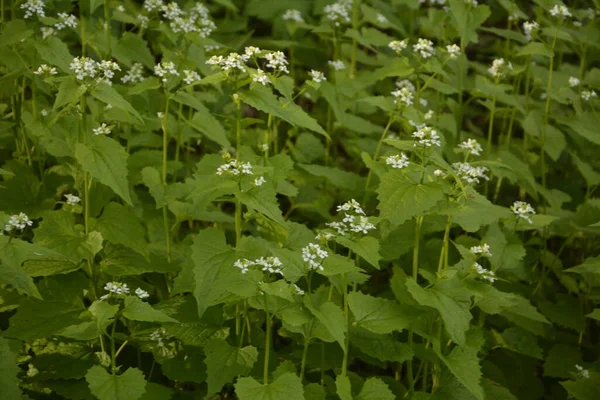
(1, 0), (599, 399)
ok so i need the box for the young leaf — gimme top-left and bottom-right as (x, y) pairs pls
(355, 377), (395, 400)
(0, 337), (22, 399)
(122, 296), (178, 323)
(204, 339), (258, 394)
(86, 366), (147, 400)
(348, 292), (412, 334)
(94, 202), (147, 257)
(91, 83), (144, 123)
(234, 372), (304, 400)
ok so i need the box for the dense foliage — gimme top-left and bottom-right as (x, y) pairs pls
(1, 0), (600, 399)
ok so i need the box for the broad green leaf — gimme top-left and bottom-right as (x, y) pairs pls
(5, 299), (86, 340)
(298, 164), (365, 191)
(448, 0), (491, 44)
(0, 337), (22, 399)
(113, 33), (155, 69)
(53, 79), (87, 111)
(586, 309), (600, 321)
(238, 187), (286, 226)
(90, 0), (105, 13)
(335, 236), (381, 269)
(140, 383), (175, 400)
(91, 83), (143, 123)
(172, 92), (230, 148)
(86, 366), (147, 400)
(234, 373), (304, 400)
(204, 339), (258, 394)
(348, 292), (412, 334)
(439, 193), (511, 232)
(517, 42), (553, 57)
(89, 300), (120, 335)
(355, 377), (395, 400)
(165, 323), (229, 347)
(561, 374), (600, 400)
(34, 36), (73, 73)
(406, 279), (471, 346)
(94, 202), (147, 256)
(122, 296), (178, 323)
(0, 19), (32, 46)
(351, 328), (413, 363)
(336, 375), (353, 400)
(75, 135), (133, 206)
(499, 327), (543, 359)
(305, 301), (346, 350)
(377, 171), (445, 227)
(544, 344), (583, 379)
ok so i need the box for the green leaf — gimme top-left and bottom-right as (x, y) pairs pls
(336, 375), (353, 400)
(356, 377), (395, 400)
(94, 202), (147, 256)
(561, 374), (600, 400)
(5, 299), (86, 340)
(234, 372), (304, 400)
(75, 135), (133, 206)
(517, 42), (553, 57)
(544, 344), (583, 379)
(171, 92), (230, 148)
(91, 83), (143, 123)
(586, 309), (600, 321)
(239, 85), (328, 138)
(139, 383), (175, 400)
(406, 279), (471, 346)
(54, 79), (87, 111)
(204, 339), (258, 394)
(298, 164), (365, 191)
(351, 328), (413, 363)
(0, 337), (22, 399)
(335, 236), (381, 269)
(0, 19), (32, 46)
(34, 36), (73, 73)
(122, 296), (178, 323)
(348, 292), (412, 334)
(89, 300), (120, 335)
(113, 33), (155, 69)
(238, 187), (285, 226)
(305, 301), (346, 350)
(86, 366), (147, 400)
(439, 193), (511, 232)
(377, 172), (444, 227)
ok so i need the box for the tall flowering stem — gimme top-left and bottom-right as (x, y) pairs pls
(161, 96), (172, 261)
(541, 34), (559, 204)
(263, 292), (272, 384)
(407, 215), (423, 391)
(362, 114), (395, 203)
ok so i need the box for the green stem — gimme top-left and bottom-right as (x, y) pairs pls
(263, 294), (272, 384)
(407, 216), (424, 391)
(349, 0), (361, 78)
(161, 96), (172, 262)
(104, 1), (112, 56)
(300, 337), (310, 381)
(341, 273), (350, 376)
(362, 115), (395, 203)
(110, 318), (118, 375)
(541, 34), (558, 208)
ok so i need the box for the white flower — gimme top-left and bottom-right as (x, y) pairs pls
(204, 45), (221, 52)
(386, 153), (410, 169)
(33, 64), (57, 76)
(169, 15), (197, 33)
(458, 138), (483, 156)
(255, 256), (283, 275)
(392, 88), (414, 107)
(101, 282), (130, 300)
(70, 57), (98, 80)
(549, 5), (571, 19)
(328, 60), (345, 71)
(254, 176), (266, 186)
(265, 51), (289, 74)
(473, 262), (496, 283)
(575, 365), (590, 379)
(157, 112), (164, 119)
(309, 70), (326, 83)
(219, 53), (247, 73)
(446, 44), (461, 59)
(183, 69), (201, 85)
(4, 213), (33, 232)
(92, 123), (111, 136)
(121, 63), (145, 84)
(508, 13), (519, 22)
(522, 21), (539, 41)
(568, 76), (580, 87)
(244, 46), (261, 57)
(424, 110), (434, 120)
(234, 258), (253, 274)
(336, 199), (365, 215)
(396, 79), (416, 93)
(324, 0), (352, 27)
(412, 125), (441, 147)
(135, 287), (150, 299)
(293, 284), (305, 295)
(581, 90), (597, 101)
(65, 194), (81, 206)
(117, 5), (125, 12)
(464, 0), (478, 6)
(389, 40), (407, 53)
(154, 61), (180, 82)
(216, 160), (254, 176)
(434, 169), (445, 177)
(283, 9), (304, 23)
(161, 2), (184, 20)
(345, 215), (376, 234)
(302, 243), (328, 271)
(326, 221), (347, 236)
(413, 38), (436, 58)
(488, 58), (513, 79)
(376, 13), (388, 24)
(20, 0), (45, 19)
(452, 162), (489, 184)
(316, 231), (335, 241)
(55, 13), (78, 30)
(252, 69), (271, 86)
(261, 143), (269, 151)
(470, 243), (492, 258)
(41, 109), (48, 117)
(41, 27), (55, 39)
(137, 14), (150, 29)
(149, 327), (169, 348)
(144, 0), (164, 12)
(96, 60), (121, 85)
(419, 98), (428, 107)
(511, 201), (536, 224)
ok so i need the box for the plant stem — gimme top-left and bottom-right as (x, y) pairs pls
(161, 96), (171, 262)
(104, 1), (111, 56)
(362, 115), (395, 203)
(263, 293), (272, 384)
(110, 319), (118, 375)
(350, 0), (361, 78)
(541, 34), (558, 208)
(341, 273), (350, 376)
(300, 337), (310, 381)
(407, 216), (424, 391)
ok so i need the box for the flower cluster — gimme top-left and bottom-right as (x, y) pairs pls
(41, 27), (55, 39)
(458, 138), (483, 157)
(389, 40), (407, 53)
(156, 2), (216, 36)
(207, 53), (246, 72)
(386, 153), (410, 169)
(412, 125), (441, 147)
(452, 162), (489, 184)
(302, 243), (329, 271)
(149, 328), (170, 348)
(413, 38), (436, 58)
(92, 123), (111, 136)
(21, 0), (45, 19)
(325, 200), (376, 236)
(568, 76), (580, 87)
(144, 0), (163, 12)
(488, 58), (513, 79)
(34, 64), (57, 76)
(446, 44), (461, 59)
(323, 0), (352, 27)
(265, 51), (289, 74)
(70, 57), (121, 85)
(392, 88), (414, 107)
(575, 365), (590, 379)
(234, 256), (283, 275)
(470, 243), (492, 258)
(100, 282), (149, 300)
(283, 9), (304, 23)
(254, 176), (266, 186)
(328, 60), (345, 71)
(3, 213), (33, 233)
(183, 70), (201, 85)
(309, 70), (326, 83)
(293, 284), (305, 295)
(511, 201), (536, 224)
(216, 160), (253, 176)
(121, 63), (146, 84)
(55, 13), (78, 30)
(581, 90), (597, 102)
(64, 194), (81, 206)
(522, 21), (539, 41)
(473, 262), (497, 283)
(549, 5), (571, 19)
(97, 61), (122, 85)
(154, 61), (180, 82)
(137, 14), (150, 29)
